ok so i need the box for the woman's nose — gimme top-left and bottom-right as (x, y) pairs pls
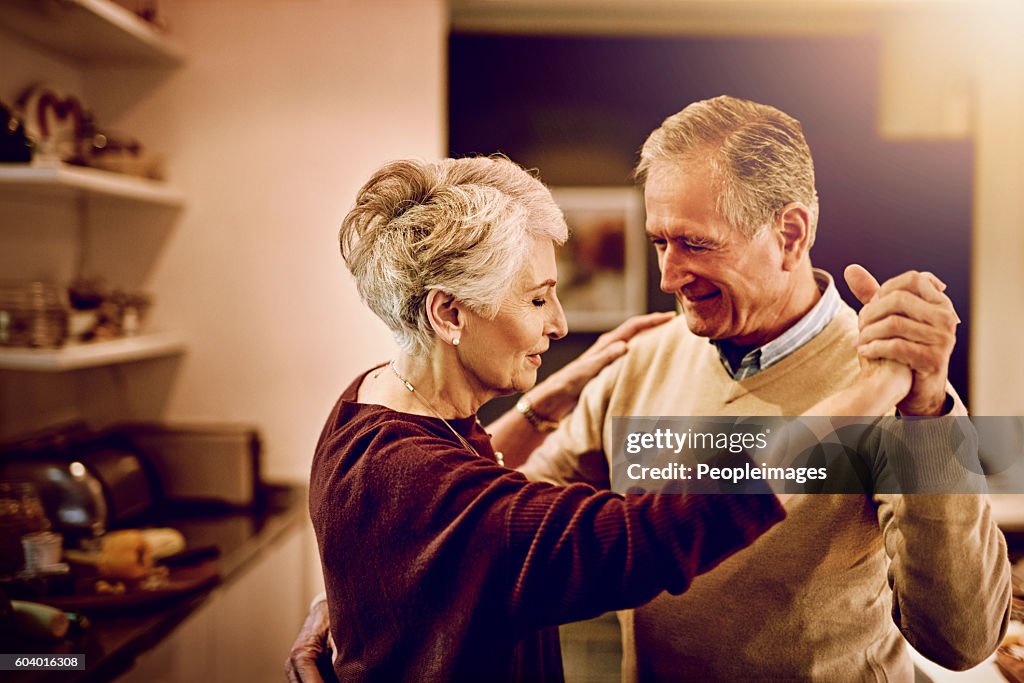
(547, 295), (569, 339)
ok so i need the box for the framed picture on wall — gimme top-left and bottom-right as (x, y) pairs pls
(549, 187), (647, 332)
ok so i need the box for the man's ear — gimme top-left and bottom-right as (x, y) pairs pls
(424, 289), (464, 345)
(776, 202), (813, 271)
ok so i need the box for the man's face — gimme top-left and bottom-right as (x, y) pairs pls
(644, 162), (792, 348)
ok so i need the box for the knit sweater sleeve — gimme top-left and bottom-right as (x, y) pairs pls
(344, 421), (784, 637)
(871, 403), (1011, 670)
(501, 479), (784, 630)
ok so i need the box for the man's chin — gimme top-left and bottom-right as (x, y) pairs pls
(681, 311), (726, 339)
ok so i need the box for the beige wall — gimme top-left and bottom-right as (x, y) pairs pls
(971, 12), (1024, 416)
(1, 1), (445, 482)
(91, 0), (446, 482)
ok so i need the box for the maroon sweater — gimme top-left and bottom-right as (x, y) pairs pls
(309, 370), (784, 682)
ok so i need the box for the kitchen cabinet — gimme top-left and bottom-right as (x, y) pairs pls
(0, 0), (185, 376)
(116, 518), (310, 683)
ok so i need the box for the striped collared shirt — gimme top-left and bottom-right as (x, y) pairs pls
(714, 269), (842, 380)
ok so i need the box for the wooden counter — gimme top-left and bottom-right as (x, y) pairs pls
(2, 483), (309, 682)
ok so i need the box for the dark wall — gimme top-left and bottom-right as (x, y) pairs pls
(449, 34), (973, 421)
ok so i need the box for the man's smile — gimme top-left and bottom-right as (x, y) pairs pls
(682, 288), (721, 302)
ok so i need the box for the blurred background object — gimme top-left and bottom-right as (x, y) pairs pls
(0, 98), (32, 162)
(0, 481), (51, 576)
(0, 281), (68, 348)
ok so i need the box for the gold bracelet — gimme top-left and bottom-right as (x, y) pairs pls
(515, 396), (560, 433)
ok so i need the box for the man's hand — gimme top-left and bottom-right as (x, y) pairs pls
(285, 598), (335, 683)
(844, 264), (959, 416)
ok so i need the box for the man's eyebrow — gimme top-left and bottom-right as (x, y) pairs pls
(645, 229), (719, 246)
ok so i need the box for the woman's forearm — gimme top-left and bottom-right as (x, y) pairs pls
(805, 359), (911, 417)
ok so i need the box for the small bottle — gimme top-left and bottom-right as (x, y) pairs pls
(0, 483), (51, 576)
(121, 305), (139, 336)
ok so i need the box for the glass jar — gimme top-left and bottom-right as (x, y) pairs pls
(0, 281), (69, 348)
(0, 482), (51, 576)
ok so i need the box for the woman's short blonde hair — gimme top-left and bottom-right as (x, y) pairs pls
(636, 95), (819, 241)
(339, 156), (567, 356)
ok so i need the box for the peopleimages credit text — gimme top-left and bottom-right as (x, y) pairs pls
(627, 461), (827, 485)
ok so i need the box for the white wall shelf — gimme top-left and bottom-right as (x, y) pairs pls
(0, 163), (184, 207)
(0, 0), (184, 65)
(0, 331), (186, 371)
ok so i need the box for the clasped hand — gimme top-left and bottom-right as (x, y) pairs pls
(845, 264), (959, 415)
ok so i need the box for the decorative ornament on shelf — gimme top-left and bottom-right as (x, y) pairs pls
(68, 277), (153, 342)
(16, 84), (86, 164)
(14, 84), (165, 179)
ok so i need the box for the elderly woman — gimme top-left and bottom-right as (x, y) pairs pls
(307, 156), (909, 682)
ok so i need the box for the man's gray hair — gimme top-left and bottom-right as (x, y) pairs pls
(339, 156), (567, 356)
(636, 95), (819, 240)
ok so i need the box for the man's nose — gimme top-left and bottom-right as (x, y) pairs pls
(659, 246), (696, 294)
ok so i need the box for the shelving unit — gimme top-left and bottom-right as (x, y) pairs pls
(0, 0), (187, 383)
(0, 0), (184, 65)
(0, 331), (186, 371)
(0, 163), (184, 207)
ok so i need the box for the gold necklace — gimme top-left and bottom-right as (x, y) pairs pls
(389, 361), (504, 467)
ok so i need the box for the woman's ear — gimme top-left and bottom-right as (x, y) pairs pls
(776, 202), (813, 271)
(425, 289), (464, 346)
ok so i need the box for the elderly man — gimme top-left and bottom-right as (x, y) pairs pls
(289, 96), (1010, 681)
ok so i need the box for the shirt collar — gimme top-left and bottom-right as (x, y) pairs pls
(713, 269), (842, 380)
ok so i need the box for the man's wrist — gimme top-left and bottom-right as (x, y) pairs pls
(897, 392), (955, 417)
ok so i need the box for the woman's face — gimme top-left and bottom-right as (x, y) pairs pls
(459, 237), (569, 397)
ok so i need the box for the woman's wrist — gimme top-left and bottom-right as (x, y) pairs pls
(515, 395), (560, 433)
(856, 360), (911, 413)
(522, 376), (578, 423)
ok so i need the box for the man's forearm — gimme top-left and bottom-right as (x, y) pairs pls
(882, 493), (1011, 669)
